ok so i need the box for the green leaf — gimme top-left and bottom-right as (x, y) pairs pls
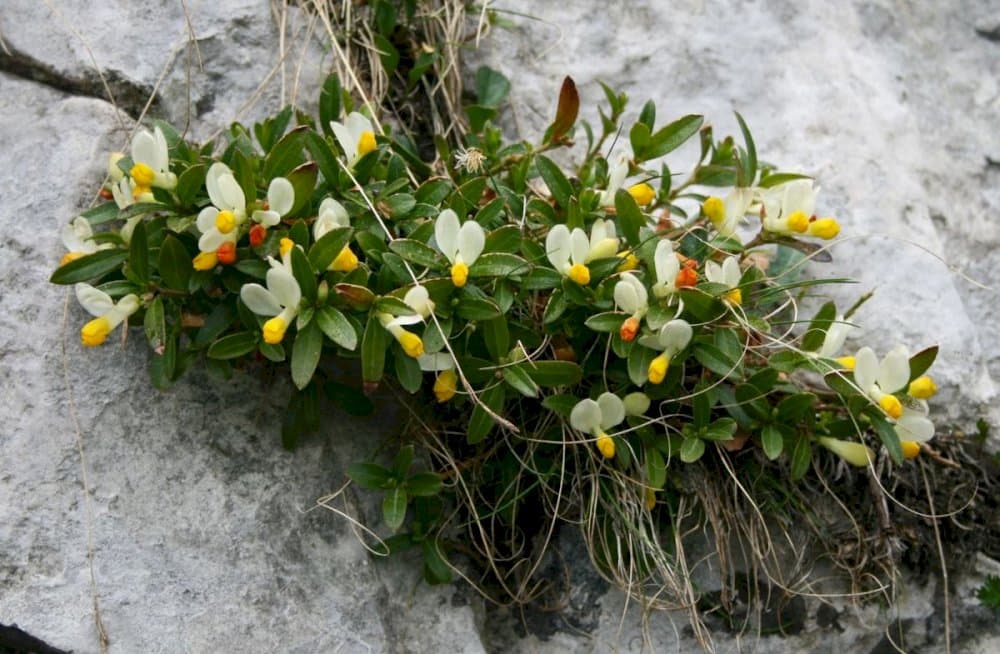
(158, 235), (192, 292)
(541, 394), (577, 417)
(308, 226), (353, 272)
(467, 383), (506, 444)
(389, 238), (443, 268)
(347, 462), (392, 489)
(456, 297), (502, 321)
(483, 225), (523, 254)
(761, 424), (784, 460)
(291, 320), (323, 390)
(175, 164), (206, 206)
(385, 193), (417, 219)
(143, 296), (166, 350)
(481, 317), (509, 362)
(207, 331), (259, 359)
(703, 418), (737, 441)
(80, 202), (121, 226)
(263, 125), (307, 179)
(694, 343), (738, 378)
(801, 301), (837, 352)
(375, 295), (417, 316)
(422, 539), (452, 585)
(614, 188), (645, 247)
(319, 73), (342, 139)
(869, 411), (903, 464)
(693, 164), (737, 187)
(362, 314), (388, 383)
(194, 303), (237, 348)
(383, 486), (408, 531)
(502, 363), (540, 398)
(680, 437), (705, 463)
(335, 283), (376, 311)
(585, 311), (628, 333)
(316, 306), (357, 350)
(303, 131), (341, 188)
(50, 249), (127, 284)
(468, 253), (529, 277)
(521, 267), (562, 290)
(776, 392), (817, 421)
(758, 172), (812, 189)
(406, 472), (443, 497)
(290, 247), (317, 302)
(645, 114), (703, 160)
(629, 122), (651, 158)
(824, 370), (857, 397)
(394, 349), (423, 393)
(734, 112), (757, 186)
(373, 33), (400, 75)
(628, 345), (657, 387)
(128, 220), (149, 284)
(645, 447), (666, 489)
(908, 346), (938, 382)
(475, 65), (511, 107)
(259, 341), (285, 362)
(768, 350), (804, 373)
(285, 161), (318, 217)
(542, 290), (567, 324)
(523, 360), (583, 387)
(789, 436), (812, 480)
(536, 155), (573, 207)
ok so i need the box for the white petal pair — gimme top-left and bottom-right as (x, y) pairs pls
(638, 319), (692, 354)
(613, 272), (648, 316)
(570, 392), (625, 434)
(854, 345), (910, 395)
(330, 112), (377, 166)
(241, 267), (302, 317)
(705, 256), (741, 288)
(313, 198), (351, 240)
(251, 178), (295, 228)
(75, 283), (139, 327)
(434, 209), (485, 265)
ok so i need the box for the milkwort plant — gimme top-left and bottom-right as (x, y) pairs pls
(52, 70), (943, 630)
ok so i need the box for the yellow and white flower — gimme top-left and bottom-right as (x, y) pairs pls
(376, 285), (435, 358)
(853, 345), (935, 443)
(638, 319), (692, 384)
(759, 179), (839, 239)
(613, 272), (648, 342)
(330, 112), (379, 168)
(193, 163), (247, 270)
(705, 255), (743, 305)
(417, 352), (458, 403)
(74, 283), (140, 347)
(570, 392), (626, 459)
(60, 216), (111, 265)
(434, 209), (485, 287)
(129, 126), (177, 192)
(313, 197), (358, 272)
(702, 188), (753, 237)
(545, 219), (620, 285)
(650, 239), (681, 299)
(818, 316), (852, 359)
(239, 239), (302, 345)
(251, 177), (294, 228)
(599, 153), (630, 207)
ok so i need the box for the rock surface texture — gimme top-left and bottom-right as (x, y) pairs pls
(0, 1), (997, 653)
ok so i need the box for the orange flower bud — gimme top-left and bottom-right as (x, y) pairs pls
(249, 224), (267, 247)
(619, 316), (640, 342)
(216, 241), (237, 265)
(675, 268), (698, 288)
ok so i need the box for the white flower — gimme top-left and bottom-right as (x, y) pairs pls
(240, 246), (302, 345)
(853, 345), (934, 443)
(758, 179), (840, 239)
(129, 126), (177, 191)
(330, 112), (378, 167)
(599, 154), (630, 207)
(194, 163), (247, 268)
(434, 209), (485, 288)
(75, 283), (140, 347)
(60, 216), (111, 265)
(705, 255), (743, 305)
(570, 392), (626, 459)
(313, 197), (359, 272)
(546, 220), (620, 285)
(638, 319), (693, 384)
(251, 177), (294, 228)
